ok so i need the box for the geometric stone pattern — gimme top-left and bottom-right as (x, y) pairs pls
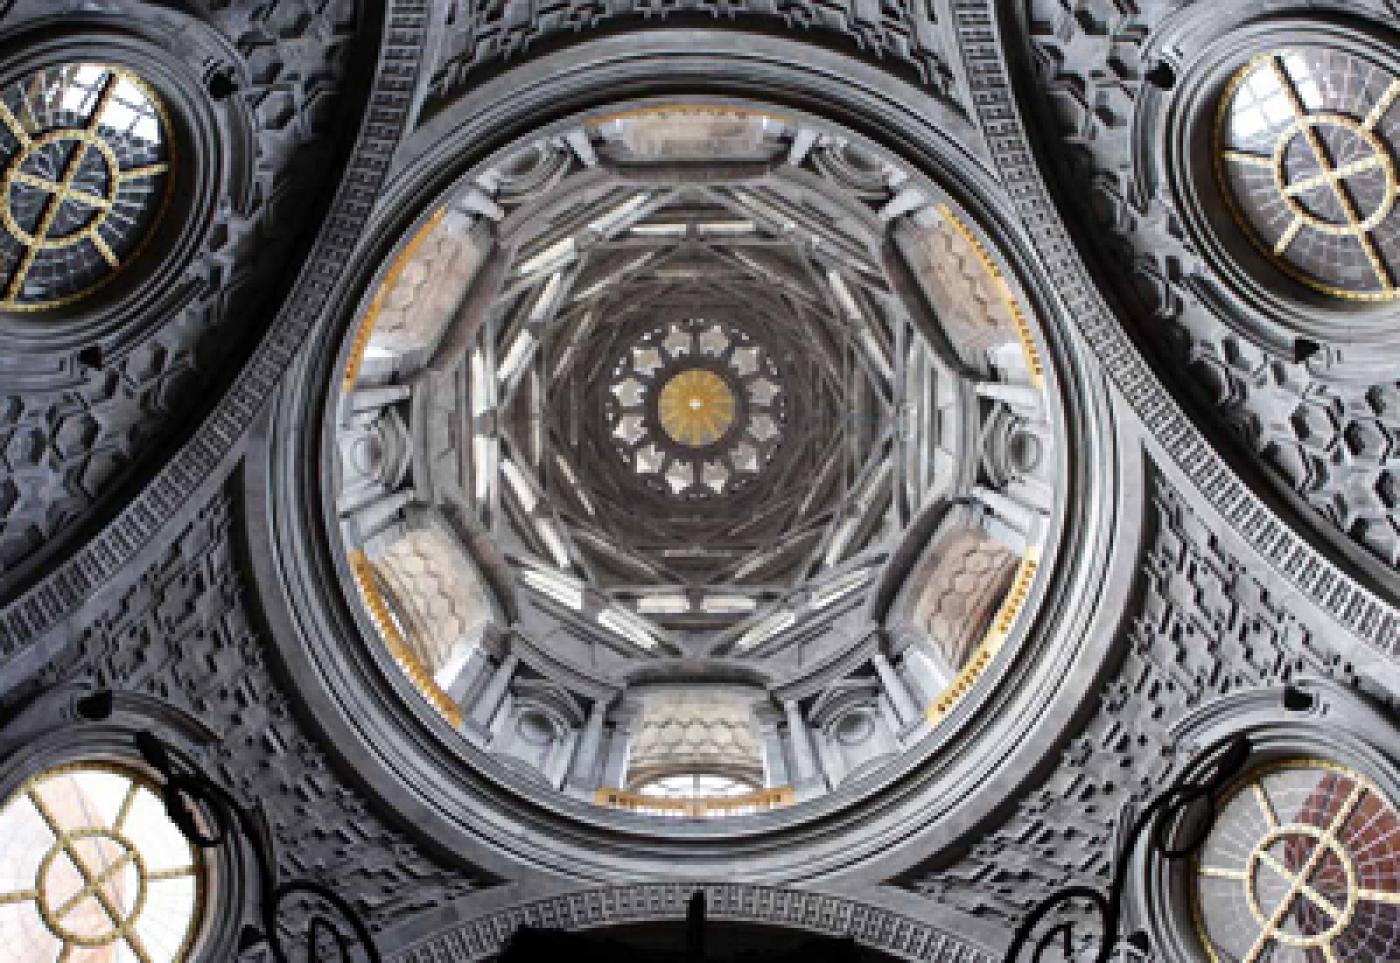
(910, 527), (1019, 671)
(3, 491), (489, 942)
(374, 527), (491, 672)
(0, 0), (432, 649)
(902, 473), (1356, 923)
(1021, 0), (1400, 570)
(392, 882), (997, 962)
(626, 691), (764, 788)
(429, 0), (957, 110)
(904, 217), (1020, 361)
(369, 210), (485, 355)
(945, 0), (1400, 658)
(1193, 355), (1400, 568)
(0, 0), (363, 579)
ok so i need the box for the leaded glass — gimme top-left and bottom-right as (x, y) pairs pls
(0, 64), (172, 311)
(0, 764), (205, 962)
(1216, 49), (1400, 301)
(1194, 761), (1400, 962)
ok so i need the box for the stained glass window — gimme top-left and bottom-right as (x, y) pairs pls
(1194, 760), (1400, 962)
(1217, 49), (1400, 301)
(635, 774), (756, 799)
(0, 64), (172, 310)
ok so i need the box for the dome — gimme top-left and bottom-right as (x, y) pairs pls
(4, 6), (1397, 961)
(328, 100), (1066, 821)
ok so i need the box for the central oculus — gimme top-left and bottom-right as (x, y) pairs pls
(658, 369), (736, 447)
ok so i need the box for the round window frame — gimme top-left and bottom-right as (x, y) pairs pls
(1189, 758), (1398, 963)
(1156, 15), (1400, 347)
(0, 695), (249, 963)
(0, 25), (224, 354)
(0, 761), (208, 961)
(248, 29), (1121, 882)
(1135, 680), (1400, 963)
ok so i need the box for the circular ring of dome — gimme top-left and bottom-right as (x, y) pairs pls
(254, 32), (1121, 882)
(1153, 16), (1400, 345)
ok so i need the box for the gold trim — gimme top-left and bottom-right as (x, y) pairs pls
(1215, 51), (1400, 301)
(657, 368), (736, 446)
(0, 762), (206, 963)
(348, 547), (465, 728)
(925, 546), (1040, 726)
(594, 785), (795, 817)
(1191, 759), (1398, 963)
(936, 203), (1046, 388)
(0, 65), (177, 313)
(342, 206), (446, 389)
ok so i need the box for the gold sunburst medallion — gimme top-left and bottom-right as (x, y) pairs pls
(657, 368), (735, 447)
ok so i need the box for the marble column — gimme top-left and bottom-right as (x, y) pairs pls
(973, 485), (1038, 533)
(974, 380), (1041, 412)
(569, 697), (608, 787)
(348, 490), (412, 544)
(469, 652), (518, 734)
(783, 699), (819, 785)
(443, 645), (491, 707)
(350, 384), (411, 412)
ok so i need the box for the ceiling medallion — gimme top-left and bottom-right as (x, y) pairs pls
(657, 368), (737, 447)
(608, 318), (785, 499)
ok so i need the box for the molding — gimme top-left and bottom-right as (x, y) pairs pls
(391, 882), (997, 963)
(247, 30), (1127, 882)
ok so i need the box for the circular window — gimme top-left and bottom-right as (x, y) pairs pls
(0, 63), (173, 312)
(1216, 48), (1400, 301)
(0, 764), (205, 961)
(833, 710), (875, 747)
(516, 710), (557, 746)
(1193, 759), (1400, 962)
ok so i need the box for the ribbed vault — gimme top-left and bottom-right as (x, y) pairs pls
(332, 99), (1061, 818)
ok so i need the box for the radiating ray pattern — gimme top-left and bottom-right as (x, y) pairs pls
(607, 318), (786, 499)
